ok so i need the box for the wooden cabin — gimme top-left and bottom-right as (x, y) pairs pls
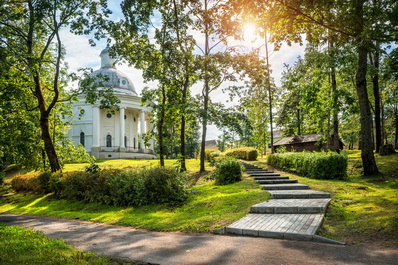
(273, 133), (344, 152)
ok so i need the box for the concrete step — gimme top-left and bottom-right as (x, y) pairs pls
(262, 184), (310, 190)
(268, 190), (331, 199)
(253, 176), (289, 180)
(245, 170), (274, 174)
(225, 213), (324, 238)
(250, 199), (332, 214)
(249, 172), (281, 176)
(256, 179), (298, 184)
(243, 165), (263, 169)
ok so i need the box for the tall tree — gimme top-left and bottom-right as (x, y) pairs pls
(112, 0), (198, 168)
(0, 0), (111, 172)
(230, 0), (398, 175)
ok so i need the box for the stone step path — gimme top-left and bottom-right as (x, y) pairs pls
(251, 199), (331, 214)
(256, 179), (298, 184)
(223, 162), (341, 244)
(261, 183), (310, 190)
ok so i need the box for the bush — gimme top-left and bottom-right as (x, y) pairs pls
(212, 158), (242, 185)
(13, 167), (188, 207)
(140, 167), (187, 205)
(85, 163), (100, 173)
(225, 147), (258, 161)
(37, 171), (52, 193)
(205, 149), (221, 165)
(0, 172), (4, 185)
(11, 172), (41, 192)
(267, 151), (348, 179)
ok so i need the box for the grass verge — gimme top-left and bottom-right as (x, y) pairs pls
(0, 223), (135, 264)
(0, 159), (269, 233)
(254, 151), (398, 248)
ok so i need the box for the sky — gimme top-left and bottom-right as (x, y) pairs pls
(61, 1), (305, 140)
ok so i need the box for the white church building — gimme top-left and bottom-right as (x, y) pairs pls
(67, 47), (155, 159)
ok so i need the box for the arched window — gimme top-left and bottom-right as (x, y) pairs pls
(133, 138), (136, 149)
(80, 132), (85, 147)
(124, 136), (128, 148)
(106, 135), (112, 147)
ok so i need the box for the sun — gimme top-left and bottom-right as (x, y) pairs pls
(243, 22), (257, 43)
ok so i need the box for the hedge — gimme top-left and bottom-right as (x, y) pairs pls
(225, 147), (258, 161)
(11, 167), (187, 206)
(267, 151), (348, 179)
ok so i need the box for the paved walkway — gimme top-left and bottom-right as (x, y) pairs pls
(224, 163), (335, 243)
(1, 213), (397, 265)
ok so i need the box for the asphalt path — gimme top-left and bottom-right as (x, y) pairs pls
(1, 213), (397, 265)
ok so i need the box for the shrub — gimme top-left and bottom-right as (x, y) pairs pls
(37, 171), (52, 193)
(85, 163), (100, 173)
(225, 147), (258, 161)
(212, 158), (242, 185)
(12, 167), (188, 207)
(0, 172), (4, 185)
(267, 151), (348, 179)
(140, 167), (187, 205)
(11, 172), (41, 192)
(205, 149), (221, 165)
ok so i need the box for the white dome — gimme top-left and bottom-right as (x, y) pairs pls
(89, 47), (137, 96)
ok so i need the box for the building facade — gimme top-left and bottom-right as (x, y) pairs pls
(67, 47), (155, 159)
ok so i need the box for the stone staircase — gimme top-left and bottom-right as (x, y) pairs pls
(223, 162), (343, 244)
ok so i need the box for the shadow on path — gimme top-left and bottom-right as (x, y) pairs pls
(1, 213), (397, 265)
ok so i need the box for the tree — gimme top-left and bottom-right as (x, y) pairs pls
(112, 0), (198, 169)
(230, 0), (398, 175)
(0, 0), (111, 172)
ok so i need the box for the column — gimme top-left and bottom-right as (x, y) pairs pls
(119, 107), (125, 149)
(92, 106), (100, 147)
(139, 110), (146, 149)
(91, 106), (101, 159)
(148, 119), (154, 151)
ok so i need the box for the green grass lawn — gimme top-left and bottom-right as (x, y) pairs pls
(0, 223), (135, 264)
(0, 159), (269, 233)
(254, 151), (398, 247)
(1, 152), (397, 248)
(62, 158), (203, 173)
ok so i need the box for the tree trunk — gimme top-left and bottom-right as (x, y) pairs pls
(395, 105), (398, 149)
(330, 40), (340, 153)
(180, 110), (187, 171)
(297, 108), (301, 135)
(371, 44), (382, 153)
(355, 43), (379, 175)
(40, 113), (61, 172)
(265, 32), (274, 154)
(200, 91), (209, 172)
(200, 0), (209, 173)
(158, 85), (166, 167)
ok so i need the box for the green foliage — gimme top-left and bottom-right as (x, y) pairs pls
(11, 172), (42, 193)
(225, 147), (258, 161)
(13, 167), (187, 207)
(139, 167), (187, 205)
(0, 224), (132, 265)
(267, 151), (348, 179)
(0, 172), (4, 185)
(275, 145), (287, 153)
(84, 163), (100, 173)
(212, 158), (242, 185)
(205, 149), (222, 165)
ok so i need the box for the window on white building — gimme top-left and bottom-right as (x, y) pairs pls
(80, 132), (85, 147)
(106, 135), (112, 147)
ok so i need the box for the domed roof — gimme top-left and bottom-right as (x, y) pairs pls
(89, 47), (137, 96)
